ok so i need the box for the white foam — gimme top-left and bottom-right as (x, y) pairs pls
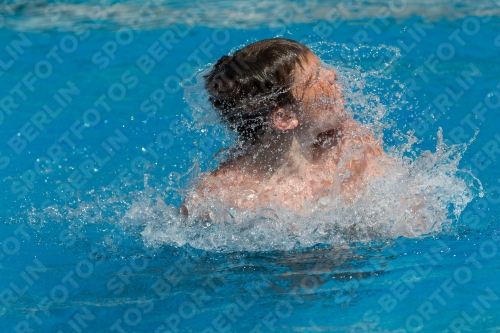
(139, 132), (479, 251)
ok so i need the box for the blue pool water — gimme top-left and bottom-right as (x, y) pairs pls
(1, 1), (500, 332)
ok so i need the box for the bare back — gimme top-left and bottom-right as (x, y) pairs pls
(185, 119), (389, 214)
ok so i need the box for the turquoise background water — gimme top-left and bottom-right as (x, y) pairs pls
(1, 1), (500, 332)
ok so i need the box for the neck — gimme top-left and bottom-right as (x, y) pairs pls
(242, 122), (343, 176)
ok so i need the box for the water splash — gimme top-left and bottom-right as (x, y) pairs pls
(138, 132), (479, 251)
(140, 42), (481, 251)
(28, 42), (481, 252)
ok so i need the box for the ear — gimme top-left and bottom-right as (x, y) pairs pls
(271, 108), (299, 130)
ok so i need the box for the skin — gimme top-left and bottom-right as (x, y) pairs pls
(183, 51), (390, 215)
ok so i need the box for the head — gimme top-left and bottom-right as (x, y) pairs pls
(204, 38), (344, 146)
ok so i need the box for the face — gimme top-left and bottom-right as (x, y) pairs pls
(291, 52), (344, 134)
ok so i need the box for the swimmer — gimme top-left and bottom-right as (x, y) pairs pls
(182, 38), (391, 216)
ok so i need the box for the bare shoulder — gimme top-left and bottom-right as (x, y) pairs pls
(195, 160), (244, 195)
(184, 156), (255, 210)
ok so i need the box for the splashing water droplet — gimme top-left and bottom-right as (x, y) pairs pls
(32, 42), (482, 253)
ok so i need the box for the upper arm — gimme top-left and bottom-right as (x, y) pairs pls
(183, 168), (234, 212)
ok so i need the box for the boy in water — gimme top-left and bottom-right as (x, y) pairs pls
(183, 38), (389, 215)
